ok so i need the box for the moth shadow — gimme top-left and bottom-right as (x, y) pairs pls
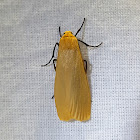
(67, 118), (91, 123)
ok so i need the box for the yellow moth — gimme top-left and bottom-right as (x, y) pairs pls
(42, 18), (102, 121)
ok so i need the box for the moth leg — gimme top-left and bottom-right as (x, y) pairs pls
(78, 40), (102, 47)
(41, 43), (59, 67)
(53, 59), (57, 71)
(51, 95), (54, 99)
(83, 60), (87, 73)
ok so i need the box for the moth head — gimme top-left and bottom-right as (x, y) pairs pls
(62, 31), (74, 37)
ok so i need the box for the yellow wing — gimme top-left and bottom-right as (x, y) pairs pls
(54, 35), (91, 121)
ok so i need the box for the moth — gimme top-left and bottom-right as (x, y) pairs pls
(42, 18), (102, 121)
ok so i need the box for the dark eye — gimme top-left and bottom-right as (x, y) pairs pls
(63, 33), (65, 34)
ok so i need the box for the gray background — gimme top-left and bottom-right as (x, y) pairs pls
(0, 0), (140, 140)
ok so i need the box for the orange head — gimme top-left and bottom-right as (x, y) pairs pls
(62, 31), (75, 38)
